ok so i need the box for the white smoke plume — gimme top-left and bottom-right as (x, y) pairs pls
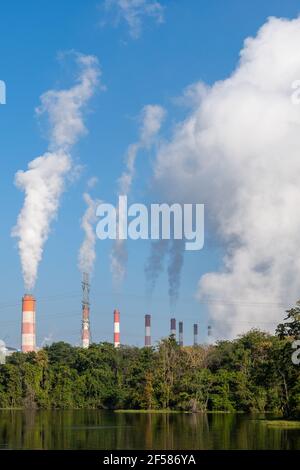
(13, 53), (100, 291)
(153, 16), (300, 338)
(78, 192), (100, 275)
(118, 104), (166, 195)
(111, 104), (165, 285)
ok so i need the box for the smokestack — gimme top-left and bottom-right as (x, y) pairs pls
(179, 321), (183, 346)
(21, 294), (36, 353)
(81, 273), (90, 348)
(208, 325), (212, 337)
(170, 318), (176, 338)
(82, 304), (90, 348)
(145, 314), (151, 347)
(193, 323), (198, 346)
(114, 309), (120, 348)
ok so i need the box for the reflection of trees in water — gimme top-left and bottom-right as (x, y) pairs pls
(0, 411), (299, 449)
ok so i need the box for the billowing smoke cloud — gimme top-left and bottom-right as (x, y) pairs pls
(78, 192), (100, 275)
(13, 53), (100, 291)
(111, 104), (165, 285)
(104, 0), (164, 39)
(153, 16), (300, 338)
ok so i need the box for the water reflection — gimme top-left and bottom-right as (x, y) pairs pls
(0, 411), (298, 450)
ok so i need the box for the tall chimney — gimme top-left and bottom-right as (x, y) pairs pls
(145, 314), (151, 347)
(193, 323), (198, 346)
(81, 273), (90, 349)
(170, 318), (176, 338)
(114, 309), (120, 347)
(21, 294), (36, 353)
(179, 321), (183, 346)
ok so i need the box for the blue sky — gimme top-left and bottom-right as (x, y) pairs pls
(1, 0), (300, 348)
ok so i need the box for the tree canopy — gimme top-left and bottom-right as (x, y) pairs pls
(0, 306), (299, 418)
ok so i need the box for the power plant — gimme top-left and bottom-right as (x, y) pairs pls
(15, 289), (207, 352)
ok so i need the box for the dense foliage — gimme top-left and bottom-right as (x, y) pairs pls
(0, 310), (299, 417)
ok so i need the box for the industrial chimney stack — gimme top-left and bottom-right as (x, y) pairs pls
(145, 314), (151, 347)
(179, 321), (183, 346)
(114, 309), (120, 347)
(170, 318), (176, 338)
(81, 273), (90, 348)
(193, 323), (198, 346)
(21, 294), (36, 353)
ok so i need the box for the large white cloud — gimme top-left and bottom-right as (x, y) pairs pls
(153, 16), (300, 338)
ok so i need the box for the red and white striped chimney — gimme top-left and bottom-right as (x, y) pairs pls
(21, 294), (36, 353)
(145, 314), (151, 347)
(114, 309), (120, 347)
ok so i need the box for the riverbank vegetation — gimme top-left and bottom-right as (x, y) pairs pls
(0, 304), (299, 418)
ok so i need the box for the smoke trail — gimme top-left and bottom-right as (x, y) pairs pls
(78, 192), (100, 275)
(118, 105), (166, 195)
(145, 239), (169, 297)
(111, 104), (165, 285)
(13, 53), (100, 291)
(145, 238), (185, 308)
(167, 238), (185, 309)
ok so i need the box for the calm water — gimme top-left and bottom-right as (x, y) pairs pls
(0, 411), (299, 450)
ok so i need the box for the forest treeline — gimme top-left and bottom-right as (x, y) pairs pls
(0, 304), (299, 417)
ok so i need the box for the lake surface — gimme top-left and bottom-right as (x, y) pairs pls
(0, 411), (299, 450)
